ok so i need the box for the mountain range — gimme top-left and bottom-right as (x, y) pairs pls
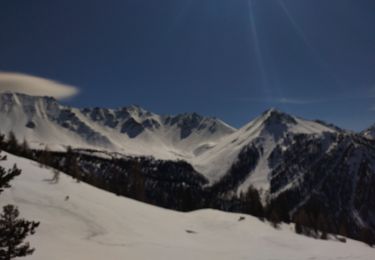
(1, 92), (375, 244)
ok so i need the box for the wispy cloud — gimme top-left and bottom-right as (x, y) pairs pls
(0, 72), (79, 100)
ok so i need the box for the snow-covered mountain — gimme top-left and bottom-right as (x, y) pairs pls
(1, 152), (374, 260)
(0, 92), (341, 191)
(193, 108), (336, 185)
(0, 92), (344, 195)
(0, 92), (235, 159)
(2, 92), (375, 245)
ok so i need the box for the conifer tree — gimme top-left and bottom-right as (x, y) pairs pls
(20, 139), (30, 158)
(66, 146), (82, 182)
(317, 213), (328, 240)
(38, 146), (52, 168)
(133, 160), (145, 202)
(294, 209), (309, 235)
(243, 186), (264, 219)
(0, 150), (39, 259)
(5, 132), (18, 154)
(0, 205), (39, 260)
(0, 156), (21, 194)
(269, 209), (281, 229)
(0, 135), (5, 150)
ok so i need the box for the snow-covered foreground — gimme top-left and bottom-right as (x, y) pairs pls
(1, 153), (374, 260)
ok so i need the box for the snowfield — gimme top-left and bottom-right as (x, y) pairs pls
(1, 152), (374, 260)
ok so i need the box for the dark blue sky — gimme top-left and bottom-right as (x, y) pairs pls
(1, 0), (375, 130)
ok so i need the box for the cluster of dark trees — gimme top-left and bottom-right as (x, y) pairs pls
(1, 131), (374, 247)
(0, 132), (31, 159)
(269, 193), (375, 246)
(0, 133), (39, 260)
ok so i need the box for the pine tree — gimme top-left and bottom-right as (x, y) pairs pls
(71, 157), (81, 183)
(360, 228), (375, 247)
(5, 132), (18, 154)
(338, 220), (348, 237)
(269, 209), (281, 229)
(133, 160), (145, 202)
(38, 146), (52, 168)
(0, 135), (5, 150)
(20, 140), (30, 158)
(0, 205), (40, 260)
(0, 156), (21, 194)
(66, 147), (81, 182)
(317, 213), (328, 240)
(0, 150), (39, 259)
(293, 209), (309, 235)
(242, 186), (264, 219)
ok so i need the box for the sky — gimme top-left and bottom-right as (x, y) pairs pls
(0, 0), (375, 131)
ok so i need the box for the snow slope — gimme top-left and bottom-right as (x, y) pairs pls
(1, 152), (374, 260)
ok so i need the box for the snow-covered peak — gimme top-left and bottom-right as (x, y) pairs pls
(256, 109), (298, 139)
(193, 109), (338, 184)
(239, 109), (335, 143)
(123, 104), (153, 118)
(164, 112), (236, 139)
(262, 108), (297, 124)
(0, 91), (57, 104)
(0, 92), (59, 113)
(0, 92), (64, 125)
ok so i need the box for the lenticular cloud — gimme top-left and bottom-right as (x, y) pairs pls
(0, 72), (79, 100)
